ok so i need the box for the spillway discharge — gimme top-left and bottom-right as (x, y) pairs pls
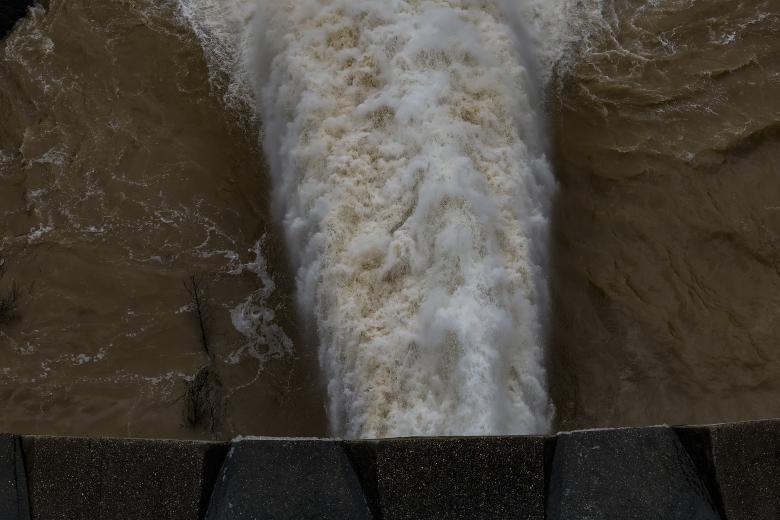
(179, 0), (599, 438)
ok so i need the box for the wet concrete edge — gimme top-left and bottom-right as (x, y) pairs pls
(674, 425), (729, 518)
(3, 419), (779, 520)
(198, 443), (231, 519)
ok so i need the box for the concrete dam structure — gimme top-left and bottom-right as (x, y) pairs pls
(1, 419), (778, 519)
(2, 4), (779, 520)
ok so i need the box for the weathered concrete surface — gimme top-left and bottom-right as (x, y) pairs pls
(0, 435), (29, 520)
(3, 420), (780, 519)
(710, 420), (780, 520)
(672, 426), (728, 518)
(205, 439), (372, 520)
(547, 427), (721, 520)
(0, 0), (33, 39)
(23, 436), (227, 520)
(346, 437), (546, 520)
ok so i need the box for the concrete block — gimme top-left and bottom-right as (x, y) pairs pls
(205, 439), (372, 520)
(547, 427), (721, 520)
(710, 419), (780, 520)
(673, 425), (728, 517)
(345, 436), (546, 520)
(0, 435), (30, 520)
(24, 436), (228, 520)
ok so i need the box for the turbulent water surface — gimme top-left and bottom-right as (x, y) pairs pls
(0, 0), (778, 439)
(0, 0), (325, 439)
(181, 0), (606, 437)
(550, 0), (780, 429)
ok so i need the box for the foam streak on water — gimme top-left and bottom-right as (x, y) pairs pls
(181, 0), (598, 438)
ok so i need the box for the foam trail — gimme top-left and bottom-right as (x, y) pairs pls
(180, 0), (600, 438)
(177, 0), (257, 110)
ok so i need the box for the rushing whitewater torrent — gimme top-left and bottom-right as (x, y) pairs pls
(180, 0), (599, 438)
(5, 0), (778, 440)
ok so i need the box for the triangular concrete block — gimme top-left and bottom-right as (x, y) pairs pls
(205, 439), (373, 520)
(547, 427), (721, 520)
(0, 435), (30, 520)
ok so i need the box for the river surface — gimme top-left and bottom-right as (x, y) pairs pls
(0, 0), (778, 439)
(549, 0), (780, 430)
(0, 0), (325, 439)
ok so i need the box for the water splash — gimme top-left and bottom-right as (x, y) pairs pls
(228, 238), (294, 366)
(180, 0), (602, 438)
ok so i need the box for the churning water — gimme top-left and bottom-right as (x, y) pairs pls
(177, 0), (604, 438)
(2, 0), (778, 439)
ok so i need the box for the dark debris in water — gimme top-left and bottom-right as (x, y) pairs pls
(0, 260), (19, 324)
(184, 365), (224, 434)
(0, 0), (35, 40)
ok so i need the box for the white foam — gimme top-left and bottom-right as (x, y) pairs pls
(180, 0), (602, 438)
(176, 0), (258, 112)
(228, 238), (294, 366)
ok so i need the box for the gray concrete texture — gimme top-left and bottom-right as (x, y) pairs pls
(0, 435), (30, 520)
(344, 436), (547, 520)
(710, 420), (780, 520)
(0, 419), (778, 519)
(23, 436), (227, 520)
(205, 439), (373, 520)
(547, 426), (721, 520)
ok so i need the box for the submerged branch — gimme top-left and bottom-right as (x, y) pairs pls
(0, 259), (19, 323)
(183, 273), (212, 358)
(182, 272), (223, 433)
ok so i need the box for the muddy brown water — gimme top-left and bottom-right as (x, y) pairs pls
(0, 0), (326, 439)
(0, 0), (779, 439)
(550, 0), (780, 430)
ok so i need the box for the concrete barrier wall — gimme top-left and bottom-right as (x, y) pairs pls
(1, 5), (775, 518)
(1, 419), (778, 519)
